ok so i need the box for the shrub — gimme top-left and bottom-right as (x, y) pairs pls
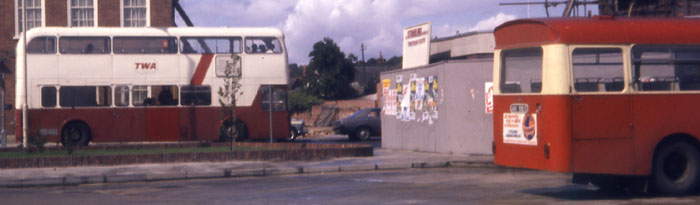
(288, 90), (323, 114)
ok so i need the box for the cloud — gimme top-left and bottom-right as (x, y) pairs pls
(282, 0), (488, 64)
(175, 0), (520, 64)
(468, 12), (517, 32)
(176, 0), (297, 27)
(432, 12), (517, 38)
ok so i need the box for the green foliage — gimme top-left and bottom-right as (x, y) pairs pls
(288, 63), (302, 78)
(26, 132), (47, 153)
(387, 56), (402, 66)
(217, 55), (243, 143)
(288, 90), (323, 114)
(305, 37), (356, 100)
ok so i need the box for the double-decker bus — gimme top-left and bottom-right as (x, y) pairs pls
(493, 17), (700, 194)
(16, 27), (291, 146)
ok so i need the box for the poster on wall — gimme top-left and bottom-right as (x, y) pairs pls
(485, 82), (494, 114)
(503, 113), (538, 146)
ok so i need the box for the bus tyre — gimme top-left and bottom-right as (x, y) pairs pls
(652, 141), (700, 195)
(61, 122), (90, 146)
(219, 120), (248, 142)
(356, 127), (371, 141)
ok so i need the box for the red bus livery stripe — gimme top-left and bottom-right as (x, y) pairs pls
(190, 54), (214, 85)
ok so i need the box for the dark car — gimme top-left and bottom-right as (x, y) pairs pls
(333, 108), (381, 141)
(289, 119), (307, 141)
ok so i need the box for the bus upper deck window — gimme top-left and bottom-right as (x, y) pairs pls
(245, 37), (282, 54)
(27, 37), (56, 54)
(59, 37), (110, 54)
(114, 37), (177, 54)
(180, 37), (241, 54)
(501, 47), (543, 93)
(572, 48), (624, 92)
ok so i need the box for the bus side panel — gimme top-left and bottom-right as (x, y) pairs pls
(28, 108), (114, 143)
(178, 106), (219, 141)
(632, 94), (700, 176)
(28, 109), (60, 142)
(570, 95), (636, 175)
(236, 89), (290, 140)
(145, 107), (180, 141)
(493, 95), (572, 173)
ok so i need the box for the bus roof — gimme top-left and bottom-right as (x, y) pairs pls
(494, 17), (700, 49)
(25, 27), (284, 39)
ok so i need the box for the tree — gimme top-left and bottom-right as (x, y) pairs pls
(366, 58), (378, 66)
(218, 55), (244, 149)
(347, 53), (358, 64)
(387, 56), (402, 66)
(305, 37), (356, 99)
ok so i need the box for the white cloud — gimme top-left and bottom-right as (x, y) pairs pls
(432, 12), (517, 38)
(468, 12), (517, 32)
(282, 0), (486, 64)
(175, 0), (521, 64)
(176, 0), (297, 27)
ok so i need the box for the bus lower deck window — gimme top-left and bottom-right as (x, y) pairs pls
(181, 85), (211, 106)
(41, 86), (57, 107)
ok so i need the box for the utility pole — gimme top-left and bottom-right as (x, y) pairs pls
(22, 0), (28, 148)
(360, 44), (366, 85)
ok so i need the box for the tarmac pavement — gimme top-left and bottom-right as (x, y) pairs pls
(0, 148), (493, 188)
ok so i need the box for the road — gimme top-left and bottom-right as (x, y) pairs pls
(2, 167), (700, 204)
(292, 134), (382, 149)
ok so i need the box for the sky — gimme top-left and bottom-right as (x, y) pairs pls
(175, 0), (599, 64)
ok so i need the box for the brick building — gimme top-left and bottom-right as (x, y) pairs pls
(0, 0), (175, 135)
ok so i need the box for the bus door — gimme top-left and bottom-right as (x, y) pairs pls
(570, 47), (634, 174)
(112, 85), (145, 142)
(140, 85), (180, 141)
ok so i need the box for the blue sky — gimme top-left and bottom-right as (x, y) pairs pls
(175, 0), (598, 64)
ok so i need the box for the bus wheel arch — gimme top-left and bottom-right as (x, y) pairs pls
(218, 119), (248, 142)
(60, 120), (92, 146)
(651, 133), (700, 195)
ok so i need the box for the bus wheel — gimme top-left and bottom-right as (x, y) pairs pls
(219, 120), (248, 142)
(652, 141), (700, 195)
(61, 122), (91, 146)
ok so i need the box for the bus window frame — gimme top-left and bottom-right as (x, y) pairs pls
(499, 47), (544, 94)
(27, 36), (57, 54)
(244, 37), (283, 54)
(113, 36), (178, 54)
(58, 36), (111, 54)
(569, 45), (628, 94)
(631, 44), (700, 93)
(180, 37), (242, 54)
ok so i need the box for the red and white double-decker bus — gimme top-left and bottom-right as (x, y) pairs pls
(16, 27), (291, 146)
(493, 17), (700, 194)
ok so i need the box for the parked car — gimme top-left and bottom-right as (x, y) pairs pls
(289, 119), (308, 141)
(333, 108), (381, 141)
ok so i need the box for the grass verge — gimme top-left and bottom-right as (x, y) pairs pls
(0, 146), (267, 159)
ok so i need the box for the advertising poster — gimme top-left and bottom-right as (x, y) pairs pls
(485, 82), (494, 114)
(503, 113), (538, 146)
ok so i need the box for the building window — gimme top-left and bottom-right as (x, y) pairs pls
(15, 0), (44, 36)
(69, 0), (96, 27)
(121, 0), (149, 27)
